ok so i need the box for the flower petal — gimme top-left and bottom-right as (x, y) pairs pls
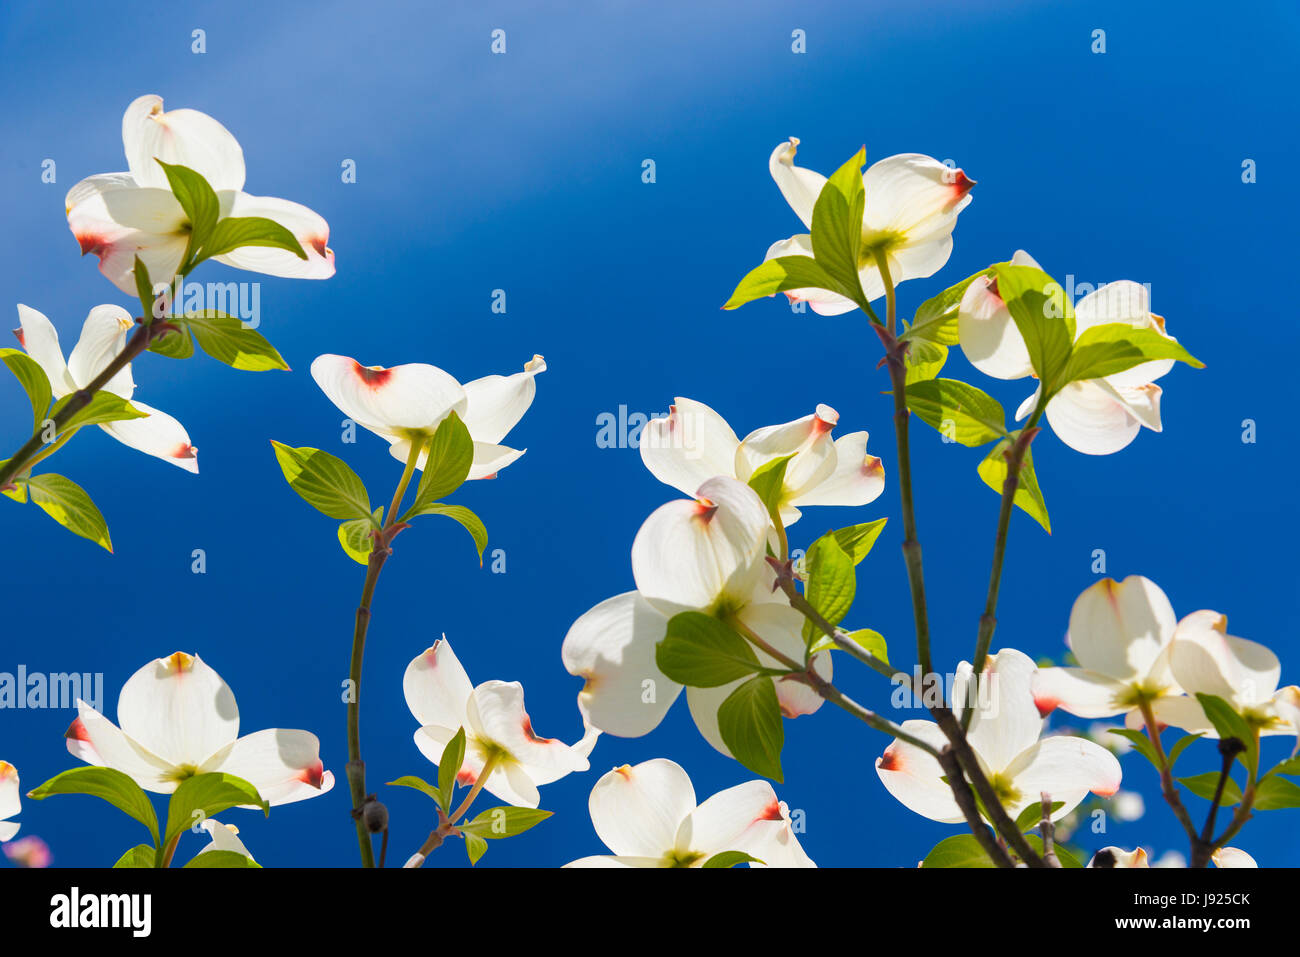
(1031, 667), (1132, 719)
(735, 406), (839, 510)
(14, 305), (76, 396)
(630, 476), (769, 615)
(588, 759), (696, 858)
(458, 355), (546, 446)
(310, 354), (467, 441)
(639, 397), (741, 498)
(99, 399), (199, 473)
(676, 779), (781, 859)
(1044, 379), (1142, 455)
(862, 153), (973, 276)
(0, 762), (19, 833)
(198, 819), (254, 860)
(1170, 610), (1280, 708)
(1067, 576), (1178, 685)
(65, 703), (177, 792)
(561, 591), (680, 737)
(762, 235), (861, 314)
(1088, 846), (1149, 868)
(957, 250), (1038, 380)
(123, 94), (245, 192)
(403, 639), (474, 731)
(67, 305), (136, 397)
(769, 138), (826, 230)
(1003, 734), (1123, 821)
(1212, 847), (1257, 868)
(116, 652), (239, 768)
(211, 192), (335, 280)
(563, 855), (662, 868)
(959, 648), (1044, 773)
(467, 680), (590, 782)
(875, 720), (964, 823)
(1074, 281), (1175, 388)
(207, 729), (332, 806)
(789, 431), (885, 508)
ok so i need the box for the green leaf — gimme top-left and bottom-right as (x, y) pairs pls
(200, 216), (307, 263)
(990, 263), (1075, 396)
(830, 519), (888, 564)
(26, 473), (113, 551)
(406, 412), (474, 513)
(920, 833), (998, 868)
(438, 727), (467, 812)
(28, 767), (159, 846)
(182, 312), (289, 371)
(133, 256), (158, 319)
(746, 453), (794, 527)
(459, 807), (552, 839)
(1178, 772), (1243, 806)
(386, 775), (445, 812)
(52, 391), (148, 432)
(809, 628), (888, 661)
(1167, 732), (1204, 771)
(1013, 801), (1063, 832)
(977, 438), (1050, 533)
(717, 675), (784, 782)
(1023, 834), (1082, 867)
(0, 348), (53, 431)
(903, 269), (986, 345)
(2, 473), (27, 503)
(164, 773), (268, 849)
(656, 612), (764, 687)
(1107, 728), (1162, 771)
(903, 339), (948, 385)
(271, 441), (371, 520)
(183, 850), (261, 868)
(464, 832), (489, 866)
(112, 844), (158, 868)
(809, 147), (868, 308)
(1061, 322), (1203, 386)
(702, 850), (764, 868)
(405, 503), (489, 564)
(156, 160), (220, 255)
(1268, 756), (1300, 778)
(906, 378), (1008, 447)
(1252, 775), (1300, 810)
(338, 507), (383, 565)
(723, 255), (845, 311)
(801, 532), (855, 643)
(1194, 693), (1257, 776)
(147, 323), (195, 359)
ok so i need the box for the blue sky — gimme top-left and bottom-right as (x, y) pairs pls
(1, 0), (1297, 867)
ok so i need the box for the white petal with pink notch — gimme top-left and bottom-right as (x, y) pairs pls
(0, 762), (19, 842)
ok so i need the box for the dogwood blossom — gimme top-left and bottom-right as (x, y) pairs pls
(404, 639), (595, 808)
(65, 652), (334, 806)
(66, 94), (335, 295)
(876, 649), (1122, 824)
(1152, 610), (1300, 740)
(564, 759), (814, 867)
(310, 354), (544, 479)
(1032, 576), (1183, 722)
(958, 251), (1177, 455)
(764, 138), (974, 314)
(15, 304), (197, 472)
(561, 477), (830, 756)
(1087, 846), (1148, 868)
(639, 397), (884, 525)
(0, 761), (19, 841)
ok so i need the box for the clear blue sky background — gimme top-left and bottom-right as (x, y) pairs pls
(1, 0), (1297, 867)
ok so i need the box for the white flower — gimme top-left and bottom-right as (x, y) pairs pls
(564, 759), (814, 868)
(764, 139), (974, 313)
(561, 476), (830, 756)
(403, 639), (595, 809)
(15, 304), (197, 472)
(959, 250), (1178, 455)
(66, 94), (335, 295)
(1087, 846), (1148, 868)
(1152, 610), (1300, 742)
(310, 354), (545, 479)
(1032, 576), (1183, 721)
(639, 397), (884, 526)
(1212, 847), (1257, 868)
(0, 762), (19, 841)
(876, 649), (1122, 824)
(65, 652), (333, 806)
